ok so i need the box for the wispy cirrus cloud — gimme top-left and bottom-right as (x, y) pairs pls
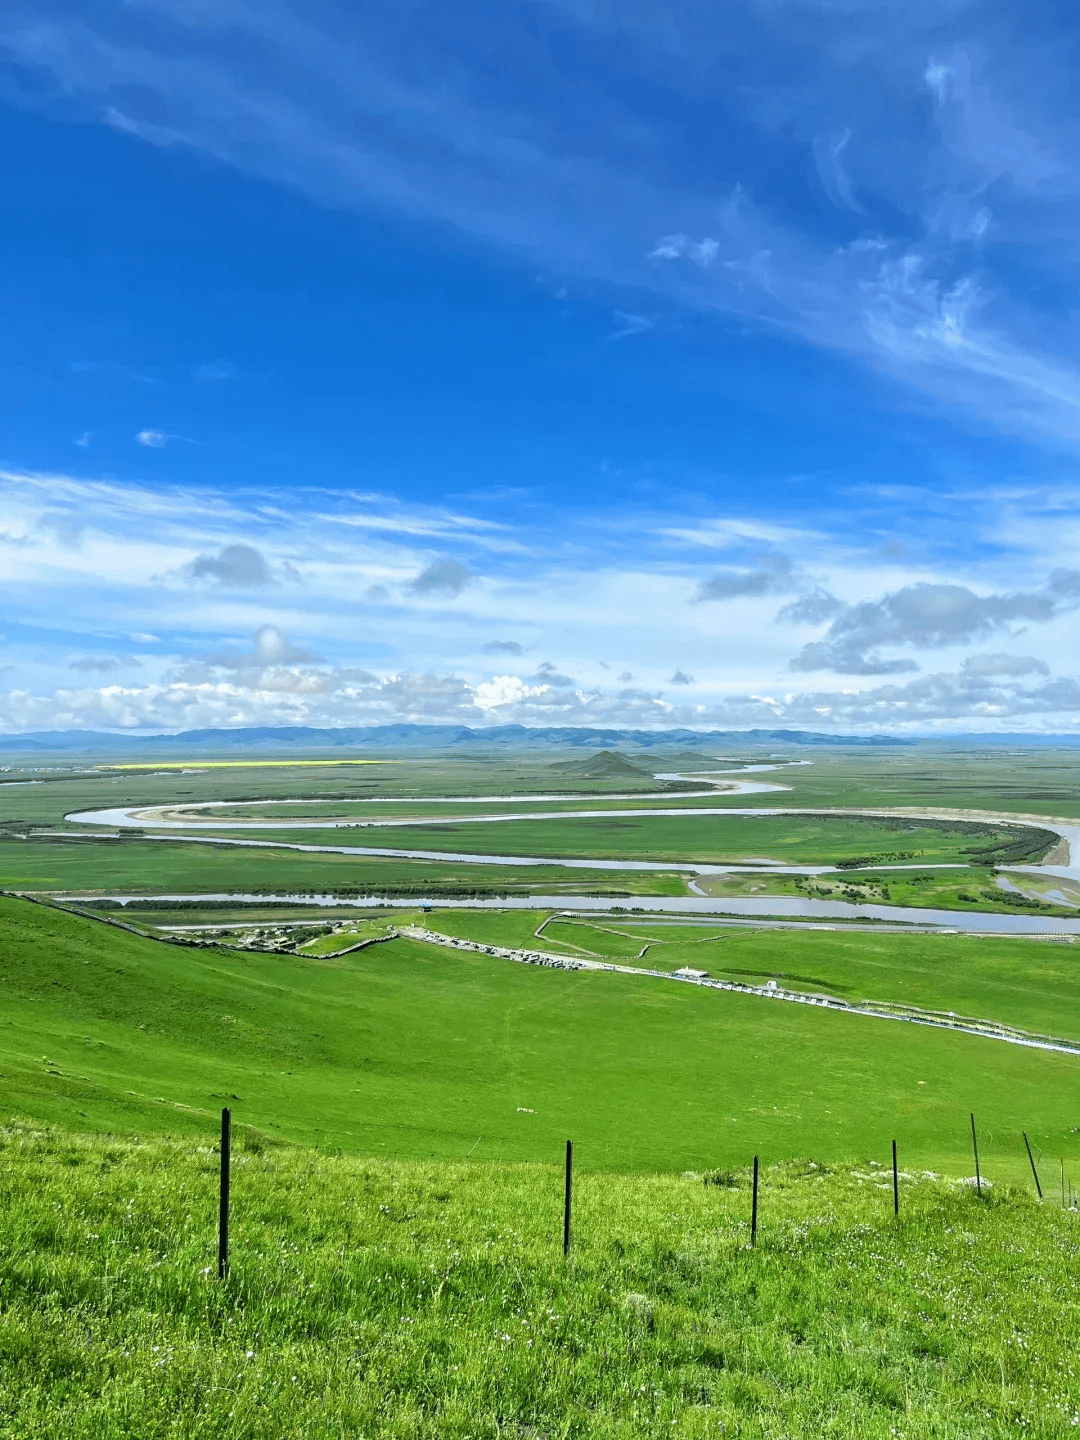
(5, 0), (1080, 446)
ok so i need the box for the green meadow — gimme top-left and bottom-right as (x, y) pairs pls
(170, 812), (1051, 867)
(2, 1121), (1079, 1438)
(422, 908), (1080, 1040)
(0, 836), (690, 899)
(2, 896), (1079, 1181)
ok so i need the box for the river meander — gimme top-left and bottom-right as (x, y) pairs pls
(60, 760), (1080, 933)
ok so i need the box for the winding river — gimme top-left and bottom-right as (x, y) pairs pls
(60, 760), (1080, 933)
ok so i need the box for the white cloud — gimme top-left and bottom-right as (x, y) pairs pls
(6, 652), (1080, 735)
(473, 675), (550, 710)
(609, 310), (654, 340)
(193, 359), (236, 382)
(3, 465), (1080, 736)
(187, 543), (275, 587)
(693, 553), (802, 602)
(135, 429), (169, 448)
(649, 234), (719, 267)
(408, 558), (474, 598)
(4, 0), (1080, 451)
(788, 577), (1079, 674)
(68, 655), (142, 673)
(812, 128), (865, 215)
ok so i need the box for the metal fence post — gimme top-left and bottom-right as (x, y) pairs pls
(1023, 1132), (1043, 1199)
(563, 1140), (573, 1257)
(218, 1107), (231, 1279)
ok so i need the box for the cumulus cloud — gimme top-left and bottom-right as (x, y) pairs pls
(693, 553), (801, 603)
(669, 669), (694, 685)
(777, 589), (846, 625)
(960, 653), (1050, 678)
(473, 674), (550, 710)
(529, 662), (575, 688)
(68, 656), (142, 673)
(8, 650), (1080, 734)
(408, 558), (474, 598)
(187, 543), (275, 587)
(789, 645), (918, 677)
(789, 577), (1080, 674)
(165, 625), (377, 698)
(483, 640), (524, 655)
(618, 671), (634, 683)
(198, 626), (324, 669)
(773, 669), (1080, 728)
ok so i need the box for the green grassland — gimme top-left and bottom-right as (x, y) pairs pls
(2, 896), (1079, 1180)
(0, 754), (678, 825)
(0, 753), (1070, 923)
(692, 867), (1080, 918)
(422, 909), (1080, 1041)
(12, 743), (1080, 820)
(205, 813), (1054, 867)
(2, 1121), (1079, 1439)
(186, 791), (744, 820)
(734, 748), (1080, 817)
(5, 747), (1080, 1436)
(293, 917), (405, 954)
(0, 836), (690, 898)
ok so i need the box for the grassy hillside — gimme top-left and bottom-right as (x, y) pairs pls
(1, 1120), (1077, 1437)
(425, 909), (1080, 1042)
(2, 896), (1080, 1178)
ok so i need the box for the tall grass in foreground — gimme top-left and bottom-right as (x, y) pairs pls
(1, 1122), (1078, 1438)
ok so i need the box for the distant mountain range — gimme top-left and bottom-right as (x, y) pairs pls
(0, 723), (916, 752)
(4, 723), (1080, 753)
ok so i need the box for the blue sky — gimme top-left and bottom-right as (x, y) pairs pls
(3, 0), (1080, 733)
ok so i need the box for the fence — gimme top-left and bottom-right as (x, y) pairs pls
(210, 1108), (1063, 1279)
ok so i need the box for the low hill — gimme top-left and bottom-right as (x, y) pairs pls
(547, 749), (653, 778)
(652, 748), (736, 766)
(0, 1120), (1074, 1436)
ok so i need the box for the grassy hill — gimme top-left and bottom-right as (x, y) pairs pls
(1, 1120), (1077, 1437)
(2, 896), (1080, 1179)
(547, 750), (652, 779)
